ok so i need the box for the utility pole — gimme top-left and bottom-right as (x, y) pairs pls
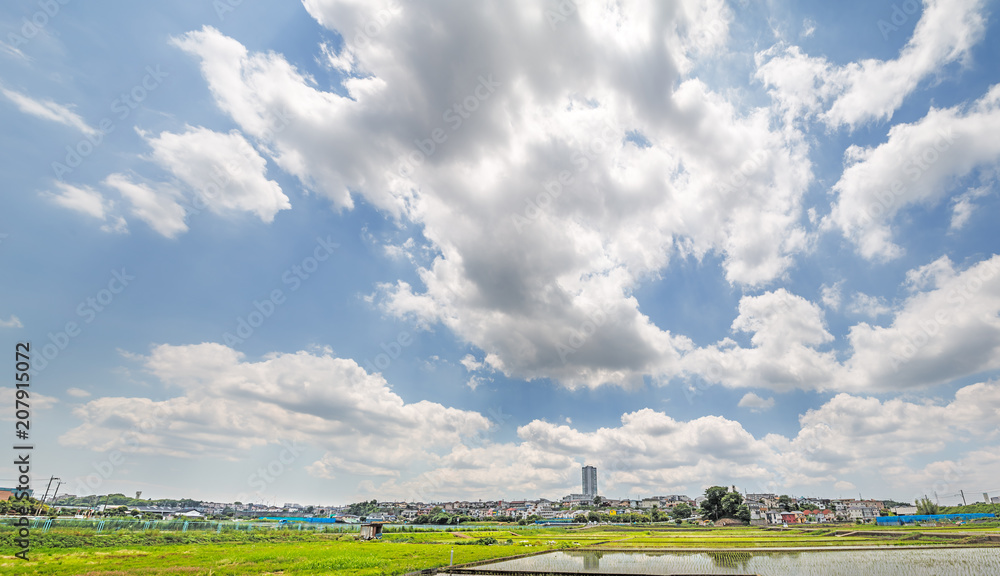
(36, 475), (60, 515)
(50, 480), (64, 508)
(960, 490), (967, 506)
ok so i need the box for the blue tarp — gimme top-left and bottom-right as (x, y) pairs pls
(876, 513), (994, 525)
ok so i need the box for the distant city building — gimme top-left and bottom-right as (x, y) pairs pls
(582, 465), (598, 498)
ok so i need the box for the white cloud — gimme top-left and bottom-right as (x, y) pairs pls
(0, 387), (58, 419)
(459, 354), (483, 372)
(466, 375), (487, 391)
(0, 85), (96, 135)
(66, 387), (91, 398)
(757, 0), (987, 129)
(142, 126), (290, 222)
(842, 255), (1000, 392)
(950, 185), (991, 230)
(682, 289), (840, 392)
(103, 173), (188, 239)
(847, 292), (894, 319)
(0, 40), (27, 60)
(820, 281), (843, 310)
(40, 182), (129, 234)
(826, 84), (1000, 260)
(679, 254), (1000, 394)
(61, 341), (1000, 499)
(801, 19), (816, 38)
(379, 381), (1000, 499)
(738, 392), (775, 412)
(0, 315), (23, 328)
(61, 344), (491, 478)
(170, 2), (814, 389)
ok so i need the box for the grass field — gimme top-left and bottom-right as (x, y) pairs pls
(0, 523), (997, 575)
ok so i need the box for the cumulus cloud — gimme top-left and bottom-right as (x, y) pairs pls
(756, 0), (986, 129)
(826, 85), (1000, 260)
(842, 255), (1000, 392)
(62, 343), (1000, 499)
(172, 0), (813, 388)
(682, 289), (840, 391)
(820, 281), (843, 310)
(103, 173), (188, 239)
(60, 344), (491, 478)
(381, 381), (1000, 499)
(677, 254), (1000, 394)
(141, 126), (290, 222)
(950, 185), (991, 230)
(738, 392), (775, 412)
(0, 315), (23, 328)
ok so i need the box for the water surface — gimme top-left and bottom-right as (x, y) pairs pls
(454, 548), (1000, 575)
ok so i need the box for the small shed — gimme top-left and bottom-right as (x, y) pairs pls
(360, 523), (384, 540)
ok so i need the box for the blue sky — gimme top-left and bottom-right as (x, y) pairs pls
(2, 0), (1000, 507)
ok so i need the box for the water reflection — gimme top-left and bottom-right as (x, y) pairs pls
(465, 548), (1000, 575)
(708, 551), (752, 570)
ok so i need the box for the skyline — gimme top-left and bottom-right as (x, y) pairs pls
(3, 0), (1000, 507)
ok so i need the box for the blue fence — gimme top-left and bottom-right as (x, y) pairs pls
(876, 513), (994, 525)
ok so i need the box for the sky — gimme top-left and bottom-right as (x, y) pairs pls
(1, 0), (1000, 508)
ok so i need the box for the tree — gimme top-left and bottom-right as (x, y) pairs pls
(574, 514), (587, 523)
(916, 497), (940, 515)
(734, 504), (751, 523)
(593, 495), (603, 506)
(701, 487), (746, 521)
(671, 502), (693, 520)
(778, 495), (793, 512)
(700, 486), (730, 521)
(587, 511), (601, 522)
(650, 507), (667, 522)
(721, 492), (745, 518)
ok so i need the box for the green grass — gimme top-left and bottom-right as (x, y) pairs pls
(1, 524), (996, 574)
(0, 540), (557, 575)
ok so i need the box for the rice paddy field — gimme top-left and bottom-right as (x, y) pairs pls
(452, 548), (1000, 575)
(0, 523), (997, 575)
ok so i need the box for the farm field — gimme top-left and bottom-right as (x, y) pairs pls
(0, 523), (997, 575)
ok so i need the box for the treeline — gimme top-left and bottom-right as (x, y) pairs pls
(939, 503), (1000, 515)
(53, 493), (200, 509)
